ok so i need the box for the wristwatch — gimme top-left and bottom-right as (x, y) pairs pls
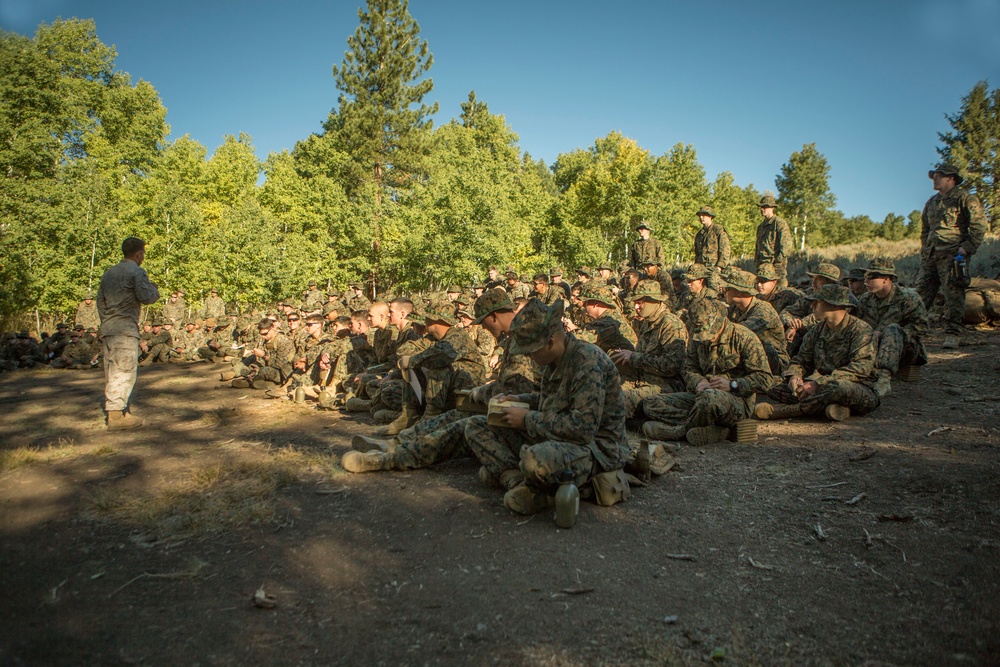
(729, 379), (738, 392)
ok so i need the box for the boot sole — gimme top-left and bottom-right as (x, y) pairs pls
(825, 404), (850, 422)
(351, 435), (391, 453)
(685, 425), (730, 446)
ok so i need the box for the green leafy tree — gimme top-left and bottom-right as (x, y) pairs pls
(709, 172), (760, 259)
(649, 143), (710, 263)
(878, 213), (907, 241)
(938, 80), (998, 229)
(775, 143), (837, 249)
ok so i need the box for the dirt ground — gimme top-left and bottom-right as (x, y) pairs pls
(2, 328), (999, 667)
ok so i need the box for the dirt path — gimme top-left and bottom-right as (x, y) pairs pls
(2, 329), (999, 666)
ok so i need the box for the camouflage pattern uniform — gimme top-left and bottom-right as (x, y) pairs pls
(140, 326), (173, 365)
(728, 297), (789, 376)
(171, 324), (206, 361)
(856, 260), (928, 373)
(630, 226), (665, 270)
(161, 297), (185, 325)
(693, 207), (731, 292)
(575, 284), (638, 353)
(202, 292), (226, 319)
(465, 300), (629, 495)
(619, 281), (688, 416)
(642, 299), (773, 430)
(768, 287), (880, 415)
(75, 297), (101, 330)
(754, 196), (794, 288)
(303, 287), (325, 312)
(917, 165), (989, 335)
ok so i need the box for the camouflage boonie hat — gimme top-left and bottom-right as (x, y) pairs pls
(806, 262), (841, 282)
(472, 290), (515, 325)
(865, 257), (897, 278)
(847, 268), (867, 281)
(632, 279), (668, 302)
(326, 289), (340, 297)
(56, 322), (68, 329)
(688, 298), (728, 342)
(86, 327), (97, 334)
(576, 266), (592, 277)
(928, 163), (964, 185)
(580, 284), (617, 309)
(509, 299), (565, 355)
(505, 265), (517, 276)
(723, 269), (758, 295)
(596, 262), (614, 272)
(755, 263), (780, 281)
(323, 302), (339, 315)
(457, 309), (474, 320)
(696, 206), (716, 218)
(423, 297), (457, 326)
(670, 268), (685, 280)
(446, 285), (462, 293)
(806, 284), (854, 308)
(549, 266), (563, 277)
(758, 194), (778, 208)
(205, 317), (217, 328)
(84, 291), (94, 299)
(308, 281), (317, 287)
(683, 263), (710, 281)
(635, 220), (652, 231)
(72, 324), (85, 331)
(151, 320), (163, 327)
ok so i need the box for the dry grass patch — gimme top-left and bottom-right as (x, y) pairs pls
(88, 444), (343, 537)
(0, 438), (113, 473)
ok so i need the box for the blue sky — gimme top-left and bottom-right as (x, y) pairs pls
(3, 0), (998, 221)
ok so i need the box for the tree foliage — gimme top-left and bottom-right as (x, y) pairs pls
(938, 80), (998, 229)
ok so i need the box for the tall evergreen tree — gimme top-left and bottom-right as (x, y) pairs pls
(325, 0), (438, 291)
(938, 80), (998, 229)
(775, 143), (836, 249)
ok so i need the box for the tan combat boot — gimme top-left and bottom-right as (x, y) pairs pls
(942, 334), (960, 350)
(372, 409), (399, 424)
(340, 450), (394, 473)
(824, 404), (850, 422)
(503, 485), (555, 515)
(874, 369), (892, 398)
(345, 397), (372, 412)
(754, 402), (806, 420)
(642, 421), (687, 441)
(107, 411), (143, 430)
(351, 434), (397, 453)
(219, 370), (236, 382)
(375, 404), (418, 436)
(685, 425), (730, 446)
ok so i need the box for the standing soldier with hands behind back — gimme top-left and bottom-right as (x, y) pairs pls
(917, 163), (988, 350)
(755, 194), (794, 289)
(97, 237), (160, 429)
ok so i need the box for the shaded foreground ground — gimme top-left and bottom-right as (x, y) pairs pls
(2, 329), (999, 666)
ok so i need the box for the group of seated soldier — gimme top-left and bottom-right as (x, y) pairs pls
(329, 255), (941, 519)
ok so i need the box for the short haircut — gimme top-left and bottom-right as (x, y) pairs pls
(257, 318), (272, 331)
(350, 310), (368, 321)
(334, 315), (352, 325)
(122, 237), (145, 257)
(533, 273), (549, 284)
(390, 297), (414, 315)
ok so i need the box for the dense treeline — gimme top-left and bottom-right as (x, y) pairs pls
(1, 7), (994, 323)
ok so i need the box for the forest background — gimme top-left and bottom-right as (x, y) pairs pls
(1, 2), (997, 325)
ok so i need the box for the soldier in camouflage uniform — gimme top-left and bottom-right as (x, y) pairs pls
(504, 269), (532, 301)
(458, 309), (497, 368)
(379, 297), (488, 435)
(917, 163), (989, 349)
(857, 258), (928, 397)
(139, 321), (172, 365)
(170, 320), (206, 362)
(75, 292), (101, 330)
(693, 206), (731, 292)
(756, 263), (803, 315)
(755, 194), (794, 289)
(344, 302), (407, 411)
(594, 263), (618, 289)
(202, 288), (226, 319)
(344, 283), (372, 313)
(530, 273), (565, 308)
(724, 269), (789, 376)
(42, 323), (72, 362)
(845, 268), (867, 298)
(342, 291), (539, 474)
(641, 260), (675, 303)
(51, 326), (92, 368)
(642, 298), (773, 445)
(757, 285), (880, 422)
(464, 299), (632, 515)
(675, 263), (718, 319)
(549, 267), (572, 300)
(565, 284), (637, 353)
(964, 278), (1000, 326)
(302, 281), (324, 312)
(161, 292), (185, 325)
(609, 280), (688, 417)
(779, 262), (844, 352)
(630, 219), (665, 271)
(231, 319), (296, 389)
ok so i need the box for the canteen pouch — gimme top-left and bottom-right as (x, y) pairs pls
(591, 469), (631, 507)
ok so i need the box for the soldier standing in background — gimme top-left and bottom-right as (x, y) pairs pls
(75, 291), (101, 330)
(97, 237), (160, 429)
(754, 194), (794, 289)
(630, 219), (665, 271)
(917, 163), (988, 349)
(202, 288), (226, 319)
(693, 206), (731, 291)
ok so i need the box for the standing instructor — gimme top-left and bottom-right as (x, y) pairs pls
(97, 237), (160, 429)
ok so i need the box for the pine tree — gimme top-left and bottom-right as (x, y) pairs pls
(938, 81), (998, 229)
(325, 0), (438, 291)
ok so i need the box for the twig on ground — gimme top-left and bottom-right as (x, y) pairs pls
(846, 492), (867, 506)
(665, 553), (697, 562)
(807, 481), (849, 490)
(814, 524), (828, 541)
(927, 426), (952, 437)
(747, 556), (773, 571)
(108, 558), (208, 598)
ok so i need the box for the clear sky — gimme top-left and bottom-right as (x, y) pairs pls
(3, 0), (998, 221)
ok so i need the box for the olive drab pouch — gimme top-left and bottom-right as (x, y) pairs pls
(591, 469), (631, 507)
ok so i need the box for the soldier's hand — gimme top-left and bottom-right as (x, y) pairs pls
(694, 378), (712, 393)
(707, 376), (731, 392)
(788, 376), (804, 394)
(562, 317), (577, 332)
(500, 406), (528, 429)
(399, 355), (411, 371)
(789, 318), (802, 330)
(801, 380), (819, 396)
(784, 327), (797, 343)
(609, 349), (632, 365)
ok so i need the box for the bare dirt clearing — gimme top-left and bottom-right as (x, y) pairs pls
(2, 329), (999, 666)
